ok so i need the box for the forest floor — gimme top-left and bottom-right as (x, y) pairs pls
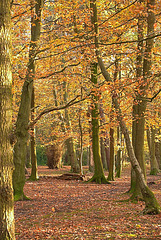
(14, 164), (161, 240)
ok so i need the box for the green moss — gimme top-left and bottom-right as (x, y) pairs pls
(107, 173), (114, 181)
(115, 169), (121, 178)
(28, 175), (39, 181)
(142, 186), (161, 214)
(88, 174), (110, 184)
(14, 192), (30, 201)
(130, 192), (143, 202)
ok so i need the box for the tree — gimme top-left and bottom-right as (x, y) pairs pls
(108, 125), (115, 181)
(13, 0), (43, 200)
(115, 126), (122, 178)
(155, 129), (161, 169)
(88, 63), (108, 183)
(147, 126), (159, 175)
(63, 82), (80, 173)
(130, 0), (146, 198)
(30, 87), (39, 180)
(0, 0), (15, 239)
(90, 0), (160, 214)
(130, 0), (156, 199)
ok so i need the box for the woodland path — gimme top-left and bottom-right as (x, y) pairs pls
(15, 165), (161, 239)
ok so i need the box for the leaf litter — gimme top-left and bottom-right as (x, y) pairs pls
(15, 165), (161, 239)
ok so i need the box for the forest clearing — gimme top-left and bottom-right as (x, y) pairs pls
(14, 165), (161, 240)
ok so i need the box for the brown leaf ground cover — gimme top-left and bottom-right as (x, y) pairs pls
(15, 165), (161, 239)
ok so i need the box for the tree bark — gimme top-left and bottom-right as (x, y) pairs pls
(108, 127), (115, 181)
(66, 137), (79, 173)
(89, 145), (94, 172)
(99, 102), (110, 170)
(0, 0), (15, 238)
(63, 81), (79, 173)
(100, 138), (108, 170)
(88, 63), (108, 184)
(147, 126), (159, 175)
(130, 101), (147, 199)
(155, 138), (161, 170)
(116, 127), (122, 178)
(79, 112), (83, 175)
(130, 0), (146, 198)
(30, 87), (39, 180)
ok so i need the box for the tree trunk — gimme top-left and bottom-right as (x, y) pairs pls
(104, 139), (110, 170)
(116, 127), (122, 178)
(108, 56), (119, 181)
(53, 84), (79, 172)
(155, 140), (161, 170)
(79, 112), (83, 175)
(147, 126), (159, 175)
(26, 142), (31, 168)
(130, 0), (146, 198)
(0, 0), (15, 238)
(63, 82), (79, 173)
(100, 138), (108, 170)
(88, 63), (108, 184)
(107, 127), (115, 181)
(13, 0), (43, 200)
(89, 145), (94, 172)
(99, 102), (110, 170)
(66, 137), (79, 173)
(130, 102), (147, 199)
(30, 88), (39, 180)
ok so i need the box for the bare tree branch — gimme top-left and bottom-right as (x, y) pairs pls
(39, 62), (80, 79)
(137, 89), (161, 102)
(28, 94), (89, 128)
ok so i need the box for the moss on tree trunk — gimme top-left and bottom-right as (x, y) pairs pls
(13, 0), (43, 200)
(113, 98), (160, 214)
(30, 87), (39, 181)
(88, 63), (109, 184)
(147, 126), (159, 175)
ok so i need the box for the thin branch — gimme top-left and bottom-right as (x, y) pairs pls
(39, 62), (80, 79)
(36, 32), (161, 61)
(137, 89), (161, 102)
(99, 0), (138, 27)
(29, 94), (90, 128)
(14, 45), (28, 56)
(99, 33), (161, 46)
(12, 5), (36, 19)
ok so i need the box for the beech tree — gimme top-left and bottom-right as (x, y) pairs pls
(88, 62), (108, 183)
(13, 0), (43, 200)
(147, 126), (159, 174)
(130, 0), (156, 199)
(90, 0), (160, 214)
(0, 0), (15, 238)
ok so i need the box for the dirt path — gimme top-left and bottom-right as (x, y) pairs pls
(15, 165), (161, 239)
